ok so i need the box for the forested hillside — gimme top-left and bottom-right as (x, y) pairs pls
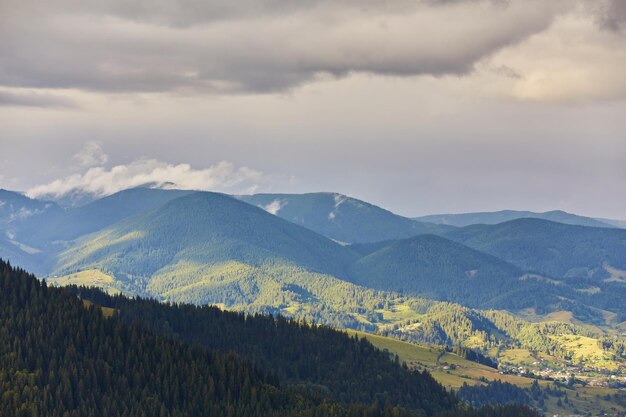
(348, 234), (525, 307)
(444, 218), (626, 279)
(0, 259), (540, 417)
(56, 192), (358, 282)
(0, 260), (331, 417)
(69, 285), (454, 410)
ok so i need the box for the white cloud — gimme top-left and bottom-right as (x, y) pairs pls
(73, 141), (109, 168)
(263, 199), (284, 215)
(475, 9), (626, 102)
(26, 159), (266, 200)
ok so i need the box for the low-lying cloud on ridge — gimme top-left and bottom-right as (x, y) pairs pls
(26, 154), (267, 201)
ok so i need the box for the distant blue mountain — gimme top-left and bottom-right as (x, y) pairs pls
(415, 209), (615, 228)
(238, 192), (452, 244)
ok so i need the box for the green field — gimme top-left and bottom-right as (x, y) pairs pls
(348, 330), (626, 416)
(347, 330), (535, 389)
(49, 270), (122, 294)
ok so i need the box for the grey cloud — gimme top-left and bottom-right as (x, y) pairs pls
(0, 90), (78, 108)
(598, 0), (626, 32)
(0, 0), (570, 95)
(1, 0), (466, 27)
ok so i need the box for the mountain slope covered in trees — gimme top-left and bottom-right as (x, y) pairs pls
(444, 218), (626, 279)
(3, 188), (626, 333)
(0, 259), (541, 417)
(347, 234), (527, 307)
(54, 192), (359, 286)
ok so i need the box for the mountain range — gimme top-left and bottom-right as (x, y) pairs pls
(2, 187), (626, 330)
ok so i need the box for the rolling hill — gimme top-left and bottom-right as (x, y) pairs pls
(416, 210), (614, 228)
(348, 234), (527, 307)
(238, 192), (452, 243)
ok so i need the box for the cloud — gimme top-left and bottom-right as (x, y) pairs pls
(0, 0), (624, 103)
(26, 159), (267, 200)
(0, 89), (78, 108)
(596, 0), (626, 32)
(73, 142), (109, 168)
(481, 11), (626, 102)
(0, 0), (572, 95)
(263, 199), (285, 215)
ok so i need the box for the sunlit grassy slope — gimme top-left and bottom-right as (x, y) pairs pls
(349, 331), (626, 417)
(347, 330), (535, 389)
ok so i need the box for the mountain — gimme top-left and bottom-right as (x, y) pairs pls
(444, 218), (626, 280)
(0, 188), (621, 325)
(348, 234), (529, 307)
(54, 191), (360, 296)
(0, 187), (194, 275)
(238, 192), (452, 244)
(416, 209), (614, 228)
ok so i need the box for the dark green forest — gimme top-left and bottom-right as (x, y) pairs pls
(68, 286), (454, 411)
(0, 259), (539, 417)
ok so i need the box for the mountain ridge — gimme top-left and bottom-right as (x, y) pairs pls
(238, 192), (453, 244)
(415, 209), (616, 228)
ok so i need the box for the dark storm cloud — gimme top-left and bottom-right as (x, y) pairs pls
(0, 0), (569, 94)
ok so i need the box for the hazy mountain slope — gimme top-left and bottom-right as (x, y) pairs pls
(55, 192), (360, 288)
(0, 190), (63, 273)
(0, 189), (61, 225)
(416, 210), (614, 228)
(348, 234), (527, 307)
(444, 218), (626, 279)
(595, 217), (626, 229)
(238, 192), (452, 243)
(11, 187), (193, 247)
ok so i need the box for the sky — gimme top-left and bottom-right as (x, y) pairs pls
(1, 0), (625, 219)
